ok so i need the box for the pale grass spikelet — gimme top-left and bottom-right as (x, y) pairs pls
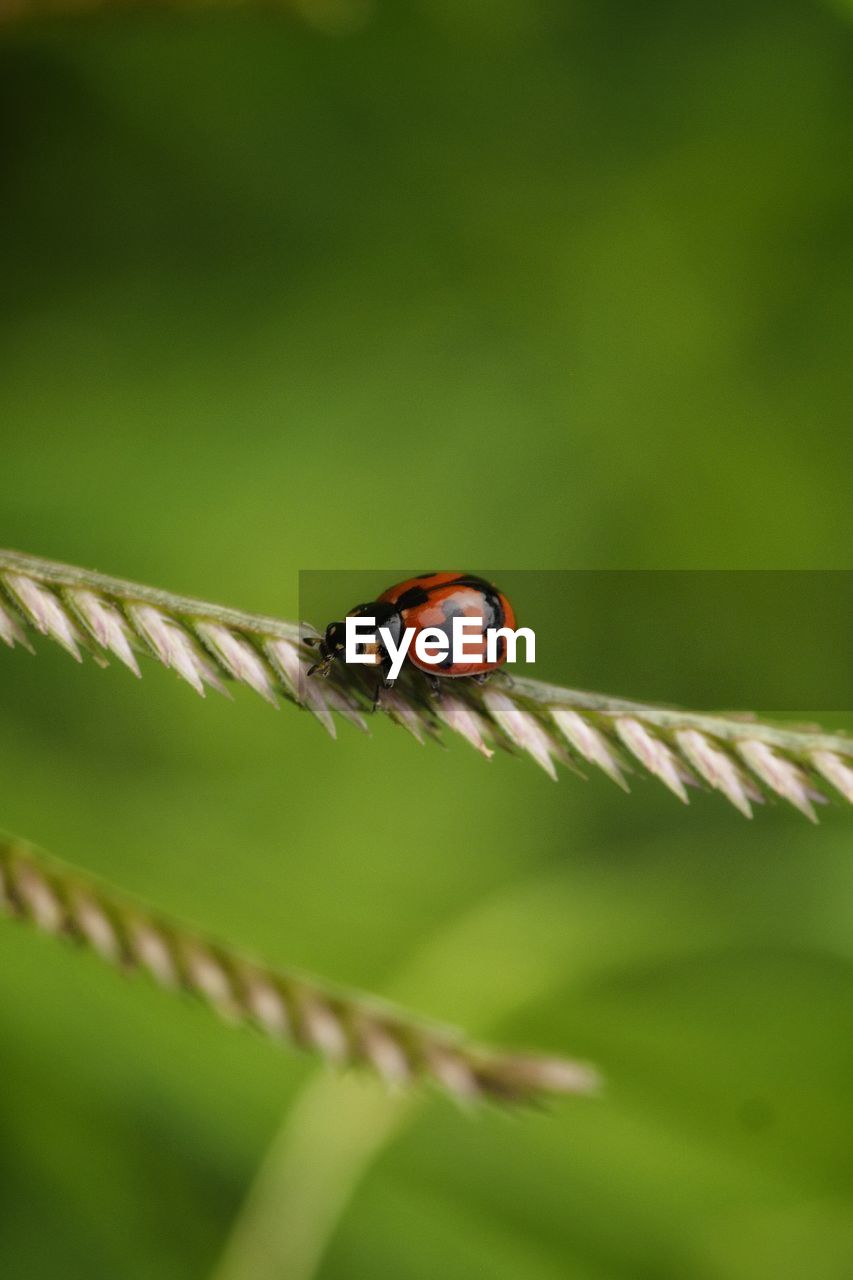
(128, 604), (222, 696)
(14, 862), (65, 932)
(3, 571), (82, 660)
(196, 623), (277, 706)
(243, 974), (292, 1039)
(674, 728), (756, 819)
(128, 918), (180, 987)
(551, 707), (627, 789)
(504, 1055), (603, 1098)
(183, 943), (240, 1020)
(282, 628), (366, 730)
(434, 694), (494, 758)
(811, 750), (853, 804)
(322, 684), (369, 733)
(615, 718), (691, 802)
(425, 1046), (480, 1104)
(70, 590), (141, 676)
(379, 688), (429, 743)
(473, 1053), (603, 1101)
(358, 1021), (412, 1087)
(736, 740), (819, 821)
(264, 637), (337, 736)
(483, 689), (559, 779)
(0, 838), (592, 1105)
(261, 636), (302, 697)
(1, 549), (851, 820)
(0, 598), (32, 651)
(72, 893), (123, 962)
(300, 998), (351, 1063)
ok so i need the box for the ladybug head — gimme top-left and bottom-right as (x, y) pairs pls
(306, 601), (401, 678)
(306, 618), (347, 677)
(322, 620), (348, 655)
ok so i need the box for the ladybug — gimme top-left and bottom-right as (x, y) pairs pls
(307, 571), (516, 691)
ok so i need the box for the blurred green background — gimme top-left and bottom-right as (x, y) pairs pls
(2, 1), (853, 1277)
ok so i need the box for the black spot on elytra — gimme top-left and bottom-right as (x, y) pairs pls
(396, 586), (430, 610)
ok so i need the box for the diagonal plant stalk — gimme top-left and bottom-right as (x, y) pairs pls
(1, 549), (851, 820)
(0, 835), (599, 1105)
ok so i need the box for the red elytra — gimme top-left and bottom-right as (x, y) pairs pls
(308, 572), (516, 684)
(376, 572), (516, 677)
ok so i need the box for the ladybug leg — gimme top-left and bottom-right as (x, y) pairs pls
(372, 674), (395, 711)
(426, 673), (442, 698)
(470, 672), (490, 686)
